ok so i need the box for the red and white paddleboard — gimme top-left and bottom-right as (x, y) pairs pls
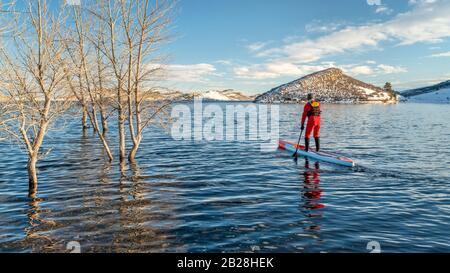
(279, 140), (355, 167)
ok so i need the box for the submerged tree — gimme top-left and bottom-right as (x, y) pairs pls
(62, 3), (114, 161)
(0, 0), (71, 195)
(0, 0), (177, 195)
(117, 0), (175, 161)
(88, 0), (175, 163)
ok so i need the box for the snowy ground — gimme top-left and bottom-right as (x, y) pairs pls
(407, 88), (450, 103)
(358, 86), (376, 95)
(198, 91), (240, 101)
(367, 91), (391, 101)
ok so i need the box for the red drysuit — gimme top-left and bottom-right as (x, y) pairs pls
(301, 101), (321, 138)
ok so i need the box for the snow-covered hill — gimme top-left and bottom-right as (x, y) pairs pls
(407, 88), (450, 103)
(254, 68), (398, 103)
(402, 80), (450, 103)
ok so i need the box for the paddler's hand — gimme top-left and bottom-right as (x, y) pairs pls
(301, 124), (305, 131)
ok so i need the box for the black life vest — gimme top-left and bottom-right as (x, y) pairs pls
(307, 101), (321, 117)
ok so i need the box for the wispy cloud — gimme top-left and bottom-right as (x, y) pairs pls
(392, 74), (449, 90)
(429, 51), (450, 57)
(408, 0), (438, 5)
(247, 41), (270, 52)
(233, 62), (407, 79)
(215, 60), (233, 65)
(375, 5), (393, 14)
(254, 1), (450, 63)
(342, 64), (407, 76)
(232, 0), (449, 81)
(305, 20), (347, 34)
(367, 0), (393, 14)
(234, 62), (332, 79)
(164, 63), (218, 83)
(367, 0), (382, 6)
(376, 64), (408, 74)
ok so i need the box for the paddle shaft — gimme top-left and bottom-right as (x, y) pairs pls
(293, 127), (304, 157)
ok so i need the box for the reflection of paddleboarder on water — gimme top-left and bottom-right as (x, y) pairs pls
(301, 159), (325, 227)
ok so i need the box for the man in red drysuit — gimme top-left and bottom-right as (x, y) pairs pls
(301, 93), (321, 152)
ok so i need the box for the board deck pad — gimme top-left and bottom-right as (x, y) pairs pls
(279, 140), (355, 167)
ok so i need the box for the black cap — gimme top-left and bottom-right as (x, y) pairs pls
(307, 93), (313, 100)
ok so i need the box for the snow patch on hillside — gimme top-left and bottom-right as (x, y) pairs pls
(407, 88), (450, 103)
(358, 87), (376, 95)
(201, 91), (233, 101)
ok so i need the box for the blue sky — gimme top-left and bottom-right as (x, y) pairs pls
(163, 0), (450, 94)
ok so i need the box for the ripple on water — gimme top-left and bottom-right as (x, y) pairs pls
(1, 103), (450, 252)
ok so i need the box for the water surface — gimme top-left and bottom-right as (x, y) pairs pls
(0, 102), (449, 253)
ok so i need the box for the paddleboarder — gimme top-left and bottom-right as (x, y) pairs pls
(301, 93), (321, 152)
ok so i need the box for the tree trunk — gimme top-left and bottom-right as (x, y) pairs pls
(117, 83), (126, 162)
(100, 110), (108, 137)
(118, 114), (126, 162)
(101, 135), (114, 161)
(82, 106), (88, 131)
(128, 141), (140, 162)
(27, 154), (38, 197)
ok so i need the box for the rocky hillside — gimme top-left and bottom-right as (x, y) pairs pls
(149, 89), (254, 102)
(255, 68), (397, 103)
(401, 80), (450, 98)
(60, 88), (254, 102)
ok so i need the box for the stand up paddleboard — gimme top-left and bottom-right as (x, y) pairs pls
(279, 140), (355, 167)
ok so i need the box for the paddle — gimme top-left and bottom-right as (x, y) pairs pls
(292, 127), (304, 161)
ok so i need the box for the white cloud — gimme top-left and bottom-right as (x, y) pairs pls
(255, 1), (450, 63)
(341, 64), (406, 76)
(164, 63), (217, 83)
(247, 42), (269, 52)
(233, 61), (406, 79)
(367, 0), (392, 14)
(429, 51), (450, 57)
(377, 64), (408, 74)
(375, 6), (393, 14)
(409, 0), (438, 5)
(345, 65), (374, 75)
(216, 60), (232, 65)
(392, 74), (449, 90)
(367, 0), (382, 6)
(234, 62), (334, 79)
(305, 20), (347, 34)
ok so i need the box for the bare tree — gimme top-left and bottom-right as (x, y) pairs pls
(84, 0), (175, 163)
(62, 4), (114, 161)
(86, 0), (129, 163)
(117, 0), (175, 161)
(0, 0), (71, 195)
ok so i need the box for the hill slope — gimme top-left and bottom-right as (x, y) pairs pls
(148, 89), (254, 102)
(401, 80), (450, 103)
(255, 68), (397, 103)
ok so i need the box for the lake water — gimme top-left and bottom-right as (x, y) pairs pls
(0, 102), (449, 253)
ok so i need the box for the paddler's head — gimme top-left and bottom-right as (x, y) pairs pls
(307, 93), (314, 101)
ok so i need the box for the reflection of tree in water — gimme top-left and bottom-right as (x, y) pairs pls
(300, 159), (325, 233)
(14, 133), (184, 252)
(19, 192), (60, 252)
(109, 161), (183, 253)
